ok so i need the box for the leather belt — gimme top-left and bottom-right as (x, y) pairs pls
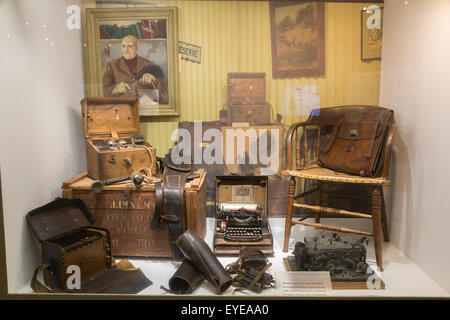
(149, 181), (163, 230)
(149, 154), (192, 260)
(161, 168), (188, 260)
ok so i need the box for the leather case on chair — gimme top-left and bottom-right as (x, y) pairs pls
(81, 97), (157, 181)
(27, 198), (152, 294)
(319, 108), (394, 177)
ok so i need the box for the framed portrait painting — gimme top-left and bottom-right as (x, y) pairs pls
(85, 7), (179, 116)
(270, 1), (325, 79)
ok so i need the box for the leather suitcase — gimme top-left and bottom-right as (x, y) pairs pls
(227, 73), (266, 104)
(318, 107), (394, 177)
(213, 176), (273, 255)
(61, 169), (207, 258)
(26, 198), (152, 293)
(81, 97), (157, 181)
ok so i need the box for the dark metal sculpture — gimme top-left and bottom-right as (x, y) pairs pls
(289, 233), (371, 282)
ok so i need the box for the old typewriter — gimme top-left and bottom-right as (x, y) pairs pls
(217, 203), (263, 242)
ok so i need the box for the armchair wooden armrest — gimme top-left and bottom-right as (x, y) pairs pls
(285, 121), (322, 171)
(381, 124), (397, 179)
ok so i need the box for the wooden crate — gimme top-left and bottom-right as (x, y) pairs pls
(227, 104), (271, 126)
(61, 169), (207, 258)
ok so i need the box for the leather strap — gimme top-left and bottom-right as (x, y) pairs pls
(162, 169), (188, 260)
(149, 181), (163, 230)
(31, 263), (63, 293)
(322, 116), (344, 154)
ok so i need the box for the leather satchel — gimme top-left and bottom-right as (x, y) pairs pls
(319, 108), (394, 177)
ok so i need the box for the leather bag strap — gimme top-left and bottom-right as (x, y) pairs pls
(149, 181), (163, 230)
(162, 167), (189, 260)
(31, 263), (64, 294)
(322, 116), (344, 155)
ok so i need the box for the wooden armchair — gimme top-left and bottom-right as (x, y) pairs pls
(281, 105), (396, 271)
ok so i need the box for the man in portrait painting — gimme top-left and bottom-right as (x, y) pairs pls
(103, 35), (166, 104)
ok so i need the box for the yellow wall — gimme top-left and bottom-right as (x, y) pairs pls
(86, 1), (382, 156)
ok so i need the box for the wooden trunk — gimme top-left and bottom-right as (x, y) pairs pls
(213, 176), (273, 255)
(226, 72), (270, 126)
(227, 73), (266, 104)
(82, 97), (157, 181)
(61, 170), (207, 258)
(227, 104), (271, 126)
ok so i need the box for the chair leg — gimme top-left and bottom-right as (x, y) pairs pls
(283, 177), (296, 252)
(315, 180), (323, 224)
(380, 189), (389, 242)
(372, 186), (384, 272)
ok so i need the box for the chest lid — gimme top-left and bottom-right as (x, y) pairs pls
(215, 176), (268, 216)
(227, 73), (266, 104)
(26, 198), (95, 242)
(81, 97), (140, 139)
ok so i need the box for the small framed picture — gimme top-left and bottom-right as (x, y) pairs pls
(361, 6), (384, 61)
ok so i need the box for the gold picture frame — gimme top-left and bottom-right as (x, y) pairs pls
(361, 6), (383, 61)
(84, 7), (179, 117)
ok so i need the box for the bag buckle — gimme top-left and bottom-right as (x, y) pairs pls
(350, 129), (358, 137)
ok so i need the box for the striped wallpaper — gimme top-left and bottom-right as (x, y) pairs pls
(87, 1), (382, 156)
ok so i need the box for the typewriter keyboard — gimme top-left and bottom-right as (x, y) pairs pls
(224, 226), (263, 242)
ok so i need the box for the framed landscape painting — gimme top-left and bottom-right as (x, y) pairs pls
(270, 1), (325, 79)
